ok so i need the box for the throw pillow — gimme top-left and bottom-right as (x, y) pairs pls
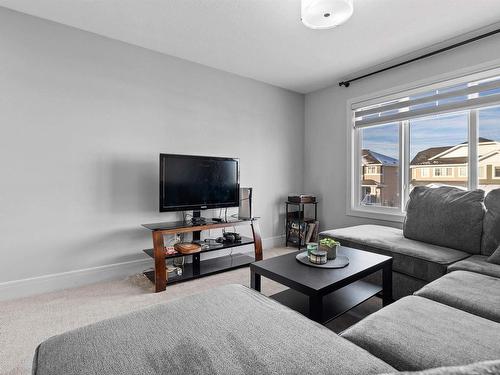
(487, 245), (500, 265)
(404, 186), (485, 254)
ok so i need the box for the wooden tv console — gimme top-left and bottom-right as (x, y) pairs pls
(141, 218), (263, 292)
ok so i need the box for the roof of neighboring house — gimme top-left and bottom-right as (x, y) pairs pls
(411, 146), (450, 165)
(410, 138), (496, 166)
(462, 137), (493, 144)
(361, 179), (380, 186)
(362, 149), (398, 166)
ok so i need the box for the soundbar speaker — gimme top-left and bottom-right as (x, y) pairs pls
(239, 187), (252, 219)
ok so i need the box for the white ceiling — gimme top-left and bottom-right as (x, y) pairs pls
(2, 0), (500, 93)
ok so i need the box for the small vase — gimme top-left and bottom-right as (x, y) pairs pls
(321, 244), (338, 260)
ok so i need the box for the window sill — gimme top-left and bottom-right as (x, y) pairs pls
(346, 207), (405, 223)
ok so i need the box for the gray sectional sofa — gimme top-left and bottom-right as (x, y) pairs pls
(33, 276), (500, 375)
(321, 186), (500, 299)
(33, 284), (396, 375)
(33, 186), (500, 374)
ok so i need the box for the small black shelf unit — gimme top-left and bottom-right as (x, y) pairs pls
(285, 201), (318, 250)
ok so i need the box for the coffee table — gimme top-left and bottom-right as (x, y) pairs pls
(250, 246), (393, 323)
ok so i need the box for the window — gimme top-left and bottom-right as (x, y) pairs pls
(359, 123), (400, 208)
(433, 167), (454, 177)
(350, 69), (500, 220)
(479, 166), (486, 179)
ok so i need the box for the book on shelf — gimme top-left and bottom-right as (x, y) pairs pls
(287, 219), (319, 246)
(287, 220), (307, 245)
(305, 222), (316, 243)
(311, 220), (319, 242)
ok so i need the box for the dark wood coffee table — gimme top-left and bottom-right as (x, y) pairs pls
(250, 246), (393, 323)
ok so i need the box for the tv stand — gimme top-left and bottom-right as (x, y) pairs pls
(141, 218), (263, 292)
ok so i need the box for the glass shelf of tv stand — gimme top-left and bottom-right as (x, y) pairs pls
(142, 235), (255, 260)
(141, 217), (257, 232)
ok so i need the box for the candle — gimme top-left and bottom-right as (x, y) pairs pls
(309, 249), (327, 265)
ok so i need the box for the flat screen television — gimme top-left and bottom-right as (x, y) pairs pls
(159, 154), (240, 212)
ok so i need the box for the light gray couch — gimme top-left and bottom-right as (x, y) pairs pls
(33, 276), (500, 375)
(33, 284), (396, 375)
(342, 281), (500, 371)
(321, 186), (500, 299)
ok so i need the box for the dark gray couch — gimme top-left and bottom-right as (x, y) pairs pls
(321, 186), (500, 299)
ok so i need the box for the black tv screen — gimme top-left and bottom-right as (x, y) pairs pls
(159, 154), (240, 212)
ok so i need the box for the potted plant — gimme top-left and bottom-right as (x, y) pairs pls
(319, 237), (340, 260)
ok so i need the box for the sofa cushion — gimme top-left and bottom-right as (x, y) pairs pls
(487, 245), (500, 265)
(403, 186), (485, 254)
(481, 188), (500, 256)
(33, 284), (395, 375)
(341, 296), (500, 371)
(321, 225), (469, 282)
(382, 360), (500, 375)
(414, 270), (500, 323)
(448, 255), (500, 279)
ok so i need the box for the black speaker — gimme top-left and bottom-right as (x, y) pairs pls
(239, 187), (252, 219)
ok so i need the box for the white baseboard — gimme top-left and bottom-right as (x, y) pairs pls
(0, 235), (285, 301)
(0, 258), (152, 302)
(263, 234), (285, 249)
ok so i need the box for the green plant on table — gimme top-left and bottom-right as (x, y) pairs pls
(319, 238), (340, 248)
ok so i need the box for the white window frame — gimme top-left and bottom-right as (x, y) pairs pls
(421, 168), (430, 177)
(347, 64), (500, 223)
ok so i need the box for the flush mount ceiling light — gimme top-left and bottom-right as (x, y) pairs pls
(301, 0), (354, 30)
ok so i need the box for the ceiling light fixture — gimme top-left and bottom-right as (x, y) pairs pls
(301, 0), (354, 30)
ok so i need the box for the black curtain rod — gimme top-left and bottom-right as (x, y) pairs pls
(338, 28), (500, 88)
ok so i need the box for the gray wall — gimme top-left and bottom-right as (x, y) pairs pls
(305, 34), (500, 231)
(0, 8), (304, 284)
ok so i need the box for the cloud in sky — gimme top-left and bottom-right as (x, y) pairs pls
(479, 106), (500, 141)
(410, 113), (468, 158)
(362, 123), (399, 159)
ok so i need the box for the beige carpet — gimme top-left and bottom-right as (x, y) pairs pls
(0, 247), (381, 375)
